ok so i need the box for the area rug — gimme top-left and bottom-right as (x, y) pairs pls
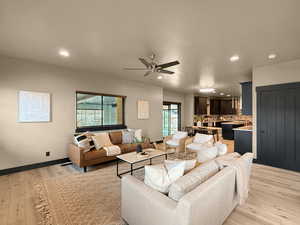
(34, 160), (154, 225)
(33, 151), (193, 225)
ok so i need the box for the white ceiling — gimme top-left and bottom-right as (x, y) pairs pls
(1, 0), (300, 96)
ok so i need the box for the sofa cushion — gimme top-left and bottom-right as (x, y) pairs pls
(144, 161), (185, 194)
(109, 131), (123, 145)
(197, 146), (218, 163)
(165, 159), (197, 173)
(186, 142), (206, 151)
(84, 149), (107, 161)
(215, 152), (241, 169)
(92, 132), (112, 150)
(168, 160), (220, 201)
(215, 142), (228, 156)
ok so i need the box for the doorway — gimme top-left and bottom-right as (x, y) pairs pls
(163, 102), (181, 137)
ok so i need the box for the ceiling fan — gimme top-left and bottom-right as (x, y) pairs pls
(124, 54), (180, 77)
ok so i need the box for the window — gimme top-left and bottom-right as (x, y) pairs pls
(163, 102), (181, 137)
(76, 91), (126, 132)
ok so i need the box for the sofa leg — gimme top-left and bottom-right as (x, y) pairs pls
(83, 166), (87, 173)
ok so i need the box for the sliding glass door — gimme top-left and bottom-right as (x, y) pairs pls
(163, 102), (181, 137)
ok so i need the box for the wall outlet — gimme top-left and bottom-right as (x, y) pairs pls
(46, 151), (50, 157)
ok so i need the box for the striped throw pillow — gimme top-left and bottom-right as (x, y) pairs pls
(74, 132), (96, 152)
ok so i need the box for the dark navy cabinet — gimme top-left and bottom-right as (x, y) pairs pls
(241, 82), (252, 115)
(234, 130), (252, 155)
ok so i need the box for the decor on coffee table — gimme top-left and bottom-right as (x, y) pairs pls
(136, 144), (142, 153)
(116, 149), (167, 178)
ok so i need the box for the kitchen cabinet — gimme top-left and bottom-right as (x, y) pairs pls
(221, 122), (244, 140)
(210, 99), (220, 115)
(194, 96), (207, 115)
(234, 128), (252, 155)
(220, 99), (235, 115)
(210, 99), (236, 115)
(241, 82), (252, 115)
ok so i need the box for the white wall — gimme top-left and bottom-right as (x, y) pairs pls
(0, 56), (165, 170)
(184, 94), (194, 127)
(163, 90), (185, 129)
(252, 59), (300, 158)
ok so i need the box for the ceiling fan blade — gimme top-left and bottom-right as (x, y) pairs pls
(159, 69), (174, 74)
(124, 68), (149, 70)
(157, 60), (180, 69)
(139, 58), (151, 68)
(144, 71), (152, 77)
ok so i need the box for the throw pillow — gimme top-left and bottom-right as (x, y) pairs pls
(92, 132), (112, 150)
(144, 161), (185, 194)
(215, 142), (228, 156)
(74, 132), (96, 152)
(168, 160), (220, 201)
(196, 146), (218, 163)
(128, 128), (143, 142)
(172, 131), (188, 140)
(122, 130), (135, 144)
(165, 159), (197, 173)
(193, 133), (213, 144)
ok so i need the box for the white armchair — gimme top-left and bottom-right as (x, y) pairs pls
(164, 131), (188, 155)
(185, 133), (214, 153)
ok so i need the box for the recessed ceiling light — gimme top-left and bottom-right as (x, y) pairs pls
(226, 94), (231, 97)
(59, 49), (70, 57)
(268, 53), (277, 59)
(220, 93), (224, 96)
(230, 55), (239, 62)
(199, 88), (216, 93)
(157, 75), (163, 80)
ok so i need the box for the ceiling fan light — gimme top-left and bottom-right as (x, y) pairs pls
(199, 88), (215, 93)
(157, 75), (163, 79)
(230, 55), (239, 62)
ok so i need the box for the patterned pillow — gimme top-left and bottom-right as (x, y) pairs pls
(74, 132), (96, 152)
(122, 130), (135, 144)
(128, 128), (143, 142)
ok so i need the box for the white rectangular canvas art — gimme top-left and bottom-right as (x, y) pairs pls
(137, 100), (149, 119)
(19, 91), (51, 122)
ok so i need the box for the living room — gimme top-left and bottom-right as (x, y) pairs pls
(0, 1), (300, 225)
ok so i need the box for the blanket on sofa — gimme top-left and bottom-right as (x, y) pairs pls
(216, 153), (253, 205)
(103, 145), (121, 156)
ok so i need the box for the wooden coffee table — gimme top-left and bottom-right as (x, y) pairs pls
(116, 149), (167, 178)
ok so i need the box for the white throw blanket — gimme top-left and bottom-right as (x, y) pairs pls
(216, 153), (253, 205)
(103, 145), (121, 156)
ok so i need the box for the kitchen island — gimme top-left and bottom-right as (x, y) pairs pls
(233, 126), (252, 154)
(221, 121), (245, 140)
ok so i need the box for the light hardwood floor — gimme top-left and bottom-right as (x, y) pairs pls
(0, 142), (299, 225)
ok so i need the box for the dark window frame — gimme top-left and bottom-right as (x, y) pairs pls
(163, 101), (182, 136)
(75, 91), (127, 132)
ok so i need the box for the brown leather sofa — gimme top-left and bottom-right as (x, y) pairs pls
(68, 131), (155, 172)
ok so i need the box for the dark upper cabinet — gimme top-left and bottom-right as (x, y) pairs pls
(241, 82), (252, 115)
(194, 96), (207, 115)
(210, 99), (236, 115)
(210, 99), (220, 115)
(220, 99), (235, 115)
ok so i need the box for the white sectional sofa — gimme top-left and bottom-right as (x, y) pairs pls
(121, 153), (253, 225)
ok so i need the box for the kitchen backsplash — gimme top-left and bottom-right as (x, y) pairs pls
(194, 114), (253, 123)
